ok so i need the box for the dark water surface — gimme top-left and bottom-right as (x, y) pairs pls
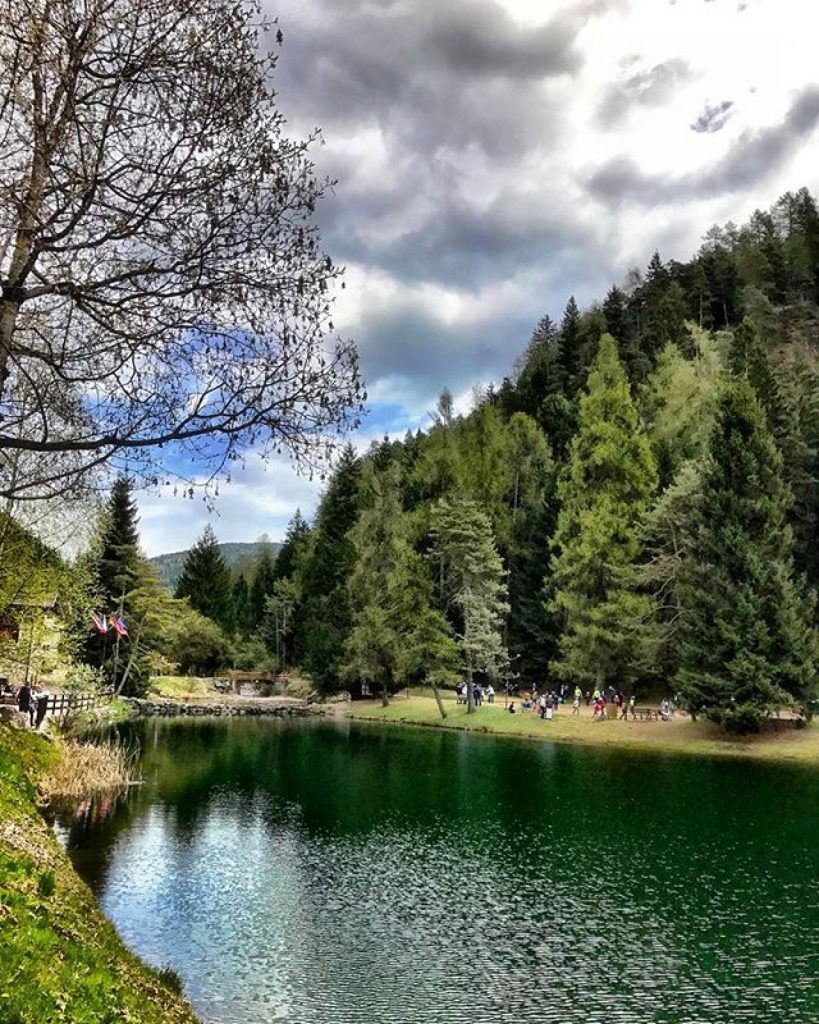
(59, 717), (819, 1024)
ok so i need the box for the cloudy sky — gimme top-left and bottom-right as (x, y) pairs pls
(139, 0), (819, 557)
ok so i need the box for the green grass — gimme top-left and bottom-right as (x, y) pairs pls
(348, 695), (819, 764)
(149, 675), (217, 699)
(0, 725), (200, 1024)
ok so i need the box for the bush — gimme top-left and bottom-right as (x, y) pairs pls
(715, 703), (768, 735)
(156, 967), (184, 994)
(233, 637), (277, 673)
(37, 870), (56, 898)
(164, 610), (233, 674)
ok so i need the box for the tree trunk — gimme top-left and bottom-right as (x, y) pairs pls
(381, 676), (389, 708)
(115, 629), (141, 696)
(431, 680), (447, 720)
(466, 653), (474, 714)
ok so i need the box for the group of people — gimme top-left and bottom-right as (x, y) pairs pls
(455, 681), (495, 706)
(457, 680), (676, 723)
(1, 679), (50, 729)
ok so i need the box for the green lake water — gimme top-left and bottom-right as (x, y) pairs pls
(59, 717), (819, 1024)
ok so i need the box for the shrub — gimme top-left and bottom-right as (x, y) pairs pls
(37, 870), (56, 898)
(156, 967), (184, 994)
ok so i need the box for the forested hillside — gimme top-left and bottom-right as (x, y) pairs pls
(273, 188), (819, 731)
(150, 541), (282, 591)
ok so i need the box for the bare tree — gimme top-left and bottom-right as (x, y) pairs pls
(0, 0), (364, 502)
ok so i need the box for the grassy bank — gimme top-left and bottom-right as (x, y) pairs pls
(348, 695), (819, 764)
(0, 725), (200, 1024)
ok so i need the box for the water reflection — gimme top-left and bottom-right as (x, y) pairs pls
(61, 718), (819, 1024)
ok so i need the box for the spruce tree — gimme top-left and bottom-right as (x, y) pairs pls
(273, 510), (310, 582)
(84, 476), (146, 694)
(97, 476), (142, 610)
(676, 380), (816, 731)
(175, 525), (235, 635)
(556, 296), (583, 396)
(550, 334), (658, 690)
(298, 445), (361, 691)
(232, 575), (251, 637)
(249, 541), (276, 629)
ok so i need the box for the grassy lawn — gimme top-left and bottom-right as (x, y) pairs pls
(348, 695), (819, 765)
(0, 725), (200, 1024)
(149, 675), (220, 699)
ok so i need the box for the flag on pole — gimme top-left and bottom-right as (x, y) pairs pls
(91, 613), (108, 634)
(113, 616), (129, 637)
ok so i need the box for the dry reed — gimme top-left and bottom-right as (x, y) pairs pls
(41, 737), (141, 800)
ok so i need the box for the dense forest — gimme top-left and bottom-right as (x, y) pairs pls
(5, 188), (818, 733)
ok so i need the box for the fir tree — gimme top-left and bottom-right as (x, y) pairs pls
(175, 525), (235, 635)
(550, 334), (658, 690)
(676, 380), (816, 731)
(556, 296), (583, 395)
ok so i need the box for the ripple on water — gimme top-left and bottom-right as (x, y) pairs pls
(64, 720), (819, 1024)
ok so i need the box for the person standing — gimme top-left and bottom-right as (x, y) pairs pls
(486, 683), (495, 704)
(17, 682), (32, 725)
(572, 692), (580, 715)
(545, 692), (555, 721)
(35, 689), (49, 730)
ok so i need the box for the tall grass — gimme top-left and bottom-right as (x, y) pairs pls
(41, 736), (141, 800)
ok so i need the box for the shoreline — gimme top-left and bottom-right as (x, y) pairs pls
(347, 696), (819, 766)
(0, 725), (201, 1024)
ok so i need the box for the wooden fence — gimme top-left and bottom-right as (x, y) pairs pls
(46, 691), (110, 719)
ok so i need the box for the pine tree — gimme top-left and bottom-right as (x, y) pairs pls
(433, 495), (509, 712)
(550, 334), (658, 690)
(175, 525), (235, 635)
(676, 380), (817, 731)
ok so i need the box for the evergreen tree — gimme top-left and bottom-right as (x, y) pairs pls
(97, 476), (141, 610)
(342, 461), (405, 704)
(676, 380), (816, 731)
(433, 495), (509, 712)
(232, 575), (252, 637)
(556, 296), (583, 395)
(274, 510), (308, 581)
(550, 335), (658, 690)
(249, 540), (277, 629)
(388, 546), (460, 718)
(298, 445), (361, 690)
(175, 525), (235, 635)
(84, 475), (144, 691)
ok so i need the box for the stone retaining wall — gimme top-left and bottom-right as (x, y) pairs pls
(122, 697), (333, 718)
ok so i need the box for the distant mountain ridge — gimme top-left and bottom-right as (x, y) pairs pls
(149, 540), (281, 590)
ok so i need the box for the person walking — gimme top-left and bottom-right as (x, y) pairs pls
(545, 692), (555, 721)
(628, 694), (636, 720)
(572, 693), (580, 715)
(486, 684), (495, 704)
(35, 689), (49, 730)
(539, 693), (547, 719)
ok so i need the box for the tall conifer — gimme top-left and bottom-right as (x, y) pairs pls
(550, 334), (658, 690)
(175, 525), (235, 635)
(676, 380), (816, 730)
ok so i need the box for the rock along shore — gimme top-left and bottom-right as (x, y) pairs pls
(122, 696), (334, 718)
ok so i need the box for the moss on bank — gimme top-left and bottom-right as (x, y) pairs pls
(348, 696), (819, 765)
(0, 725), (200, 1024)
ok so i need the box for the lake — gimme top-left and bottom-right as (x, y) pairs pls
(58, 717), (819, 1024)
